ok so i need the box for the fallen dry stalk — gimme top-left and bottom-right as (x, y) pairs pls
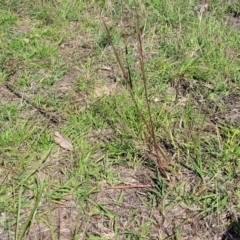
(107, 184), (152, 190)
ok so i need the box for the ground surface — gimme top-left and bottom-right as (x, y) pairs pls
(0, 0), (240, 239)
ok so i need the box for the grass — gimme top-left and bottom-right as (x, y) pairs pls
(0, 0), (240, 239)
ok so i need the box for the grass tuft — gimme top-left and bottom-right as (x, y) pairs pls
(0, 0), (239, 239)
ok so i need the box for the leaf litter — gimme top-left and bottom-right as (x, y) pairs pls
(53, 131), (73, 151)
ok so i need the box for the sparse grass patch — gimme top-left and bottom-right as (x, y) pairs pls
(0, 0), (240, 239)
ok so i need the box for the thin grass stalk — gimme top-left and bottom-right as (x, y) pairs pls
(135, 13), (169, 178)
(18, 182), (44, 240)
(135, 14), (156, 147)
(15, 183), (23, 240)
(102, 15), (169, 179)
(125, 45), (133, 90)
(102, 20), (129, 87)
(102, 19), (151, 135)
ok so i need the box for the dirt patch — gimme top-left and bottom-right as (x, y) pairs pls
(226, 15), (240, 29)
(211, 93), (240, 127)
(13, 17), (33, 34)
(26, 195), (79, 240)
(59, 34), (96, 69)
(225, 2), (240, 29)
(0, 195), (80, 240)
(0, 83), (21, 104)
(93, 81), (118, 98)
(85, 164), (231, 239)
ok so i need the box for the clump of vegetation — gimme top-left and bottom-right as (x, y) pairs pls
(0, 0), (239, 239)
